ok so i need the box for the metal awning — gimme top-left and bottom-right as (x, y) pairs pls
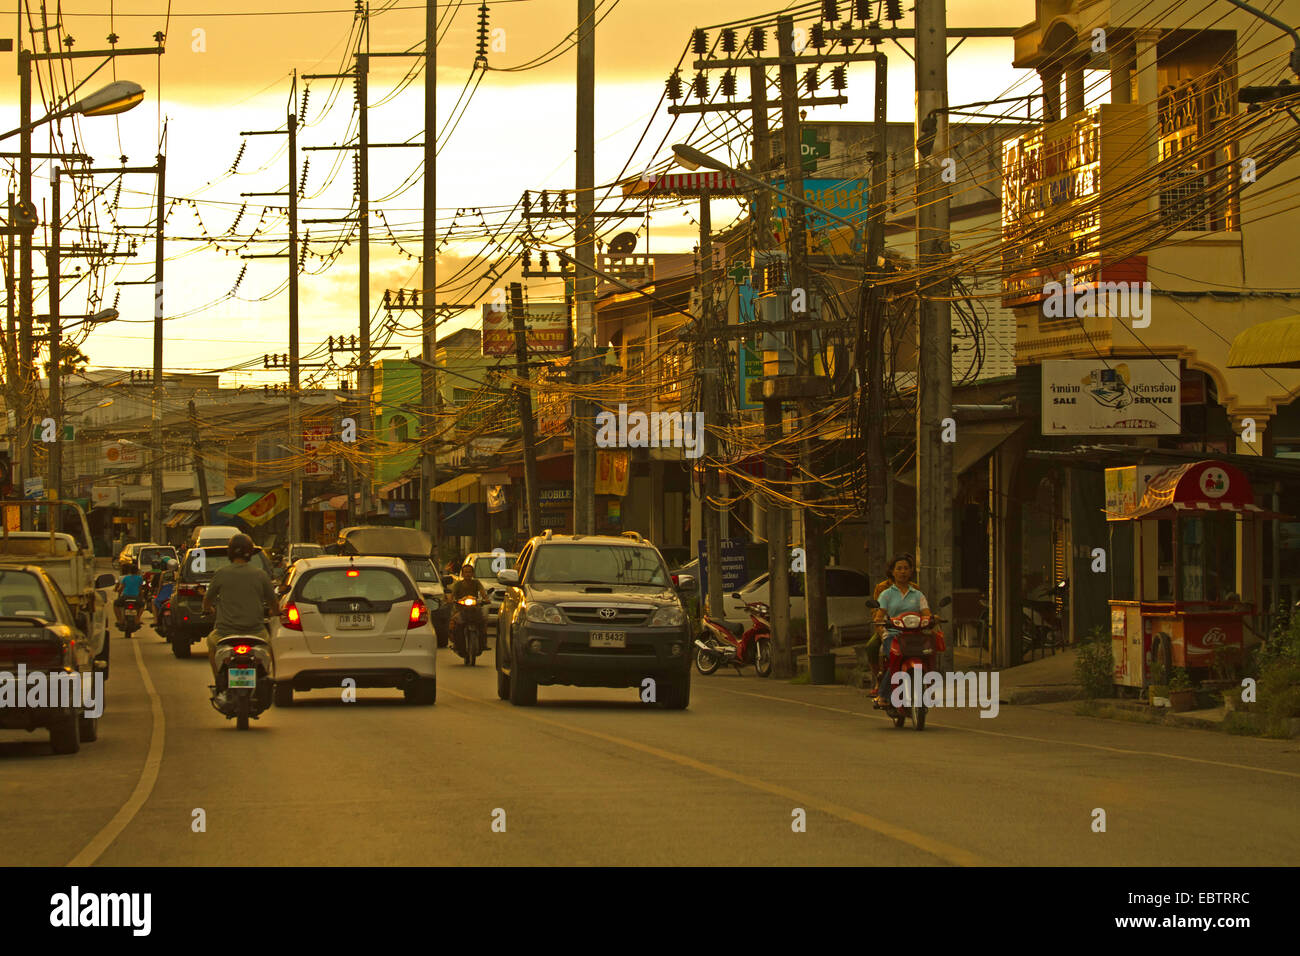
(165, 511), (188, 528)
(1107, 460), (1291, 520)
(219, 492), (264, 516)
(896, 421), (1025, 487)
(172, 495), (234, 512)
(1228, 314), (1300, 368)
(431, 473), (482, 503)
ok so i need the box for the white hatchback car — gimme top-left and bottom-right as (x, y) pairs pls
(271, 556), (437, 705)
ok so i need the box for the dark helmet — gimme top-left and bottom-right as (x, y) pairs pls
(228, 533), (257, 561)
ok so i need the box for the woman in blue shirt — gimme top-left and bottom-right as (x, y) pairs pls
(873, 553), (929, 707)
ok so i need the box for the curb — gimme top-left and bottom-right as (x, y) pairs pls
(1004, 685), (1084, 705)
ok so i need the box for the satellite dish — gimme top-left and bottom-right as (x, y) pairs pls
(608, 232), (637, 254)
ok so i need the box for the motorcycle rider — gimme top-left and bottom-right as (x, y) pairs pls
(449, 561), (488, 650)
(873, 553), (929, 708)
(201, 533), (278, 691)
(115, 560), (144, 628)
(867, 564), (922, 695)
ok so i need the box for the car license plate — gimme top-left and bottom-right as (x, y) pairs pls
(590, 631), (626, 648)
(228, 667), (257, 689)
(336, 613), (373, 629)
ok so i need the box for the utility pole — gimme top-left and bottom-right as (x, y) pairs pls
(47, 168), (61, 530)
(357, 28), (373, 521)
(151, 149), (166, 543)
(421, 0), (439, 550)
(775, 14), (830, 682)
(288, 90), (301, 543)
(914, 0), (954, 670)
(188, 399), (210, 514)
(509, 283), (541, 536)
(573, 0), (596, 534)
(18, 44), (32, 527)
(698, 191), (725, 626)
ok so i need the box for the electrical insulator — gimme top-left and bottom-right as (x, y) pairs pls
(854, 0), (870, 19)
(540, 190), (550, 213)
(804, 67), (820, 93)
(691, 28), (708, 54)
(476, 2), (489, 59)
(720, 28), (737, 53)
(523, 248), (532, 270)
(810, 22), (826, 49)
(558, 190), (568, 211)
(522, 190), (532, 214)
(720, 71), (737, 98)
(822, 0), (839, 22)
(540, 251), (550, 271)
(749, 27), (766, 51)
(830, 65), (847, 91)
(885, 0), (903, 21)
(666, 70), (684, 101)
(693, 71), (709, 99)
(299, 86), (310, 123)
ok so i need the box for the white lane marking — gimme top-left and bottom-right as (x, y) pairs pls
(67, 637), (166, 867)
(711, 685), (1300, 780)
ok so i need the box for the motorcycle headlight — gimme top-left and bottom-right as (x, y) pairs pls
(901, 614), (921, 629)
(649, 606), (684, 627)
(459, 597), (477, 606)
(525, 603), (564, 625)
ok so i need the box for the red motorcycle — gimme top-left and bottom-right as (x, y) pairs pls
(866, 595), (949, 730)
(694, 600), (773, 677)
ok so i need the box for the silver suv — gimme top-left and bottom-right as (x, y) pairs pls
(494, 532), (691, 709)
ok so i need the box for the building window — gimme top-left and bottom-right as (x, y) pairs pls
(1158, 68), (1237, 232)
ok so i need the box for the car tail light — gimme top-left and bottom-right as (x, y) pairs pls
(178, 584), (200, 597)
(3, 643), (63, 669)
(408, 599), (428, 628)
(233, 644), (251, 655)
(281, 603), (303, 631)
(671, 573), (680, 586)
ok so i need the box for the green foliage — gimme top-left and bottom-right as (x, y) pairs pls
(1222, 711), (1265, 736)
(1251, 615), (1300, 728)
(1168, 667), (1194, 692)
(1073, 626), (1114, 699)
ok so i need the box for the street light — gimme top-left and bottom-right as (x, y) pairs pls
(0, 81), (145, 141)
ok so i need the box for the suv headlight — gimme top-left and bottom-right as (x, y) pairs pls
(525, 603), (564, 625)
(650, 606), (685, 627)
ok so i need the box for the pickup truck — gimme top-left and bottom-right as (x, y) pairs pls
(0, 500), (115, 677)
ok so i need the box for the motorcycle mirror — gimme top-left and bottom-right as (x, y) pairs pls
(938, 595), (952, 608)
(864, 598), (879, 609)
(731, 591), (742, 600)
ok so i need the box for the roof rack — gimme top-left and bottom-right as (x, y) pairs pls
(542, 529), (553, 540)
(619, 531), (644, 543)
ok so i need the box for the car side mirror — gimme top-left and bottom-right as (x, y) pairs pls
(497, 568), (520, 585)
(276, 584), (290, 596)
(95, 573), (115, 589)
(730, 591), (742, 600)
(441, 575), (456, 588)
(675, 574), (695, 591)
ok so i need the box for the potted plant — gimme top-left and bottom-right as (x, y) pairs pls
(1148, 659), (1170, 707)
(1168, 667), (1197, 712)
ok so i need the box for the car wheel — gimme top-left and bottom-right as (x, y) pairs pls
(405, 678), (437, 705)
(78, 714), (99, 743)
(658, 672), (691, 710)
(273, 683), (294, 708)
(50, 711), (80, 754)
(171, 634), (192, 659)
(495, 640), (510, 700)
(508, 663), (537, 706)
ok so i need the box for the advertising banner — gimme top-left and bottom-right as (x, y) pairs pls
(102, 441), (141, 469)
(241, 488), (287, 527)
(482, 303), (570, 357)
(1042, 359), (1180, 434)
(696, 537), (749, 600)
(302, 427), (334, 477)
(595, 450), (629, 496)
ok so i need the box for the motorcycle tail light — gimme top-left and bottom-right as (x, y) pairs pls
(233, 644), (251, 655)
(408, 599), (428, 628)
(281, 603), (303, 631)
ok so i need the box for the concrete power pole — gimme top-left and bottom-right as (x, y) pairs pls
(421, 0), (439, 550)
(18, 46), (32, 528)
(151, 151), (166, 542)
(357, 39), (373, 522)
(510, 283), (541, 536)
(47, 168), (61, 530)
(573, 0), (596, 534)
(775, 15), (831, 682)
(698, 191), (725, 624)
(288, 90), (302, 543)
(914, 0), (954, 669)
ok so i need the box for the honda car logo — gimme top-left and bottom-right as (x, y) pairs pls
(351, 602), (360, 612)
(598, 607), (617, 620)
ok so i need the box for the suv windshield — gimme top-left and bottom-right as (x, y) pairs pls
(530, 544), (669, 587)
(474, 555), (515, 578)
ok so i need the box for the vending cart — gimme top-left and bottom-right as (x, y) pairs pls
(1105, 460), (1282, 691)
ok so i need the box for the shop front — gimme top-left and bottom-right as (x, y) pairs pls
(1106, 460), (1285, 691)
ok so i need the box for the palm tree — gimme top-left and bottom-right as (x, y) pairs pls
(42, 343), (89, 379)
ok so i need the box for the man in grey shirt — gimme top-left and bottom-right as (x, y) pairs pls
(202, 533), (278, 675)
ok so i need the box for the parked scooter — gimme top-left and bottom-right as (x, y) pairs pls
(694, 598), (773, 677)
(453, 595), (485, 666)
(209, 633), (274, 730)
(867, 595), (950, 731)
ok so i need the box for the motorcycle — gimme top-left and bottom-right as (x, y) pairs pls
(866, 595), (949, 731)
(694, 599), (773, 677)
(453, 596), (485, 666)
(120, 597), (144, 638)
(209, 633), (274, 730)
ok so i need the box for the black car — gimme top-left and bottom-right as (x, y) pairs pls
(495, 531), (692, 708)
(168, 545), (274, 659)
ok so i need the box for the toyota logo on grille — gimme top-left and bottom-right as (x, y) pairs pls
(598, 608), (618, 620)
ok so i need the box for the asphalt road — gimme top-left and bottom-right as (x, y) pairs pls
(2, 622), (1298, 866)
